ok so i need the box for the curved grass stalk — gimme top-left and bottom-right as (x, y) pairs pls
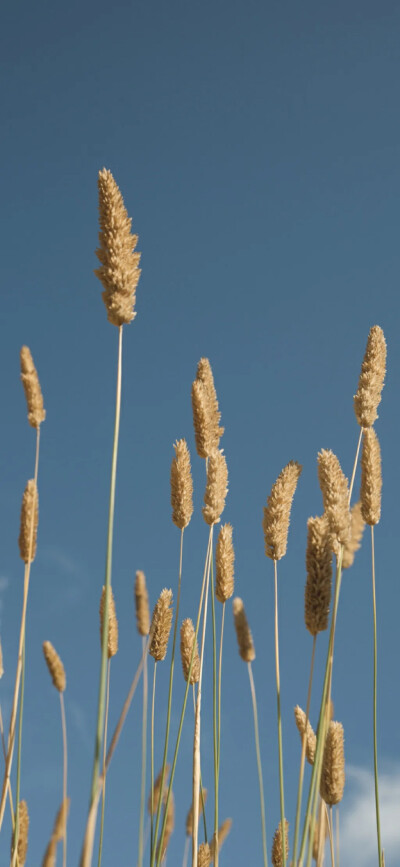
(150, 662), (158, 861)
(0, 707), (14, 827)
(11, 640), (25, 867)
(371, 525), (382, 864)
(138, 635), (148, 867)
(248, 662), (268, 867)
(209, 538), (219, 867)
(348, 430), (363, 504)
(60, 692), (68, 867)
(217, 602), (225, 772)
(292, 636), (317, 864)
(274, 559), (286, 867)
(192, 685), (208, 843)
(97, 659), (111, 867)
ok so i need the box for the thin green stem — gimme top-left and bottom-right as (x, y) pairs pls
(210, 538), (219, 867)
(248, 662), (268, 867)
(138, 636), (148, 867)
(292, 636), (317, 864)
(348, 429), (363, 504)
(336, 807), (340, 867)
(371, 525), (382, 864)
(97, 660), (111, 867)
(11, 639), (25, 866)
(60, 691), (68, 867)
(328, 807), (335, 867)
(217, 603), (225, 775)
(90, 325), (123, 806)
(192, 685), (208, 843)
(274, 559), (286, 867)
(0, 707), (14, 827)
(151, 662), (157, 862)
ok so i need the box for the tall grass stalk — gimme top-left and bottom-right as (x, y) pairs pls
(328, 807), (335, 867)
(150, 661), (158, 861)
(292, 635), (317, 864)
(274, 558), (286, 867)
(138, 635), (148, 867)
(11, 640), (25, 867)
(0, 707), (14, 826)
(60, 691), (68, 867)
(210, 541), (219, 867)
(371, 525), (382, 864)
(90, 325), (123, 806)
(247, 662), (268, 867)
(191, 685), (208, 843)
(97, 659), (111, 867)
(217, 602), (225, 772)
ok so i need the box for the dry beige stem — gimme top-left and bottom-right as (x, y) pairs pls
(317, 450), (351, 552)
(361, 427), (382, 526)
(233, 597), (255, 662)
(320, 721), (345, 806)
(20, 346), (46, 428)
(43, 641), (66, 692)
(53, 797), (70, 841)
(42, 838), (57, 867)
(354, 325), (387, 427)
(170, 439), (194, 529)
(148, 764), (171, 815)
(311, 799), (328, 861)
(186, 788), (208, 836)
(304, 515), (332, 636)
(202, 449), (228, 525)
(99, 586), (119, 658)
(134, 570), (150, 636)
(342, 501), (365, 569)
(210, 818), (232, 861)
(215, 523), (234, 602)
(198, 842), (211, 867)
(271, 819), (289, 867)
(95, 168), (141, 326)
(180, 618), (200, 684)
(149, 589), (173, 661)
(294, 706), (316, 765)
(13, 800), (29, 866)
(263, 461), (302, 560)
(196, 357), (224, 443)
(18, 479), (39, 563)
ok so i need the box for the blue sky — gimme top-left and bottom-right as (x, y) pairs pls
(1, 1), (399, 864)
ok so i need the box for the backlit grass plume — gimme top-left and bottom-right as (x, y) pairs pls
(42, 642), (66, 692)
(95, 168), (141, 326)
(20, 346), (46, 428)
(294, 706), (316, 765)
(202, 449), (228, 525)
(263, 461), (302, 560)
(192, 358), (223, 459)
(196, 357), (224, 442)
(317, 450), (351, 552)
(134, 570), (150, 636)
(99, 586), (119, 658)
(170, 439), (194, 529)
(320, 721), (345, 806)
(304, 515), (332, 636)
(232, 597), (255, 662)
(354, 325), (386, 428)
(149, 589), (173, 661)
(342, 501), (365, 569)
(180, 618), (200, 683)
(215, 523), (234, 602)
(18, 480), (38, 563)
(271, 819), (289, 867)
(361, 427), (382, 526)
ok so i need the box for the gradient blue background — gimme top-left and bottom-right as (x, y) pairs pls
(1, 1), (399, 864)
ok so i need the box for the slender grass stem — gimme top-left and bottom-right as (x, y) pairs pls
(292, 636), (317, 864)
(90, 325), (123, 806)
(217, 603), (225, 774)
(0, 707), (14, 827)
(138, 636), (148, 867)
(11, 639), (25, 867)
(183, 836), (190, 867)
(97, 660), (111, 867)
(192, 685), (208, 843)
(336, 808), (339, 867)
(60, 691), (68, 867)
(248, 662), (268, 867)
(273, 559), (286, 867)
(151, 662), (158, 862)
(209, 538), (219, 867)
(328, 807), (335, 867)
(371, 525), (382, 864)
(348, 430), (363, 504)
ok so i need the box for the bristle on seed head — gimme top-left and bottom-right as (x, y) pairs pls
(263, 461), (302, 560)
(354, 326), (386, 428)
(171, 439), (194, 529)
(134, 570), (150, 636)
(20, 346), (46, 428)
(149, 589), (173, 661)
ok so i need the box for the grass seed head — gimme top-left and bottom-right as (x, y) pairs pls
(18, 479), (38, 563)
(317, 450), (351, 551)
(215, 523), (235, 602)
(361, 427), (382, 526)
(13, 800), (29, 866)
(202, 448), (228, 525)
(99, 586), (119, 658)
(342, 501), (365, 569)
(271, 819), (289, 867)
(42, 838), (57, 867)
(263, 461), (302, 560)
(233, 597), (255, 662)
(294, 705), (316, 764)
(180, 618), (200, 684)
(320, 721), (345, 806)
(196, 357), (224, 441)
(53, 797), (70, 841)
(134, 570), (150, 636)
(148, 765), (171, 815)
(198, 842), (211, 867)
(149, 589), (173, 661)
(171, 439), (194, 529)
(186, 788), (208, 837)
(156, 791), (175, 862)
(304, 515), (332, 636)
(210, 818), (232, 861)
(42, 641), (66, 692)
(354, 325), (386, 427)
(20, 346), (46, 428)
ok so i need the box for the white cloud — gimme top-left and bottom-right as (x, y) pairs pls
(339, 764), (400, 866)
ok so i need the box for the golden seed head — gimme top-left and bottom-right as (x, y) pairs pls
(233, 597), (255, 662)
(180, 618), (200, 684)
(304, 515), (333, 636)
(342, 501), (365, 569)
(42, 641), (66, 692)
(271, 819), (289, 867)
(13, 800), (29, 866)
(20, 346), (46, 428)
(134, 570), (150, 636)
(361, 428), (382, 526)
(317, 450), (351, 551)
(170, 439), (194, 529)
(185, 788), (208, 837)
(196, 357), (224, 442)
(311, 801), (328, 861)
(294, 706), (316, 765)
(263, 461), (302, 560)
(95, 168), (141, 327)
(202, 448), (229, 525)
(53, 797), (70, 841)
(215, 523), (235, 602)
(198, 842), (211, 867)
(210, 818), (232, 860)
(191, 358), (224, 459)
(149, 589), (173, 661)
(148, 765), (171, 815)
(320, 721), (345, 806)
(18, 479), (39, 563)
(156, 792), (175, 862)
(354, 325), (387, 427)
(99, 586), (119, 658)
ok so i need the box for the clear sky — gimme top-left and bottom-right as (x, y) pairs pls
(1, 1), (399, 864)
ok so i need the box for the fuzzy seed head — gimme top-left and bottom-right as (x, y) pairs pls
(20, 346), (46, 428)
(342, 501), (365, 569)
(271, 819), (289, 867)
(191, 359), (224, 459)
(186, 788), (208, 837)
(294, 706), (316, 765)
(18, 479), (39, 563)
(317, 450), (351, 551)
(196, 357), (224, 441)
(304, 515), (333, 636)
(215, 523), (235, 602)
(180, 618), (200, 684)
(233, 597), (255, 662)
(198, 842), (211, 867)
(157, 792), (175, 862)
(171, 439), (194, 529)
(354, 326), (387, 427)
(149, 589), (173, 661)
(95, 168), (141, 326)
(361, 428), (382, 526)
(134, 570), (150, 636)
(13, 800), (29, 866)
(320, 721), (345, 806)
(148, 765), (171, 815)
(43, 641), (66, 692)
(202, 448), (228, 525)
(311, 802), (328, 861)
(263, 461), (302, 560)
(99, 586), (119, 658)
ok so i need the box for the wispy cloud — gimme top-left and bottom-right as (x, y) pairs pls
(339, 764), (400, 866)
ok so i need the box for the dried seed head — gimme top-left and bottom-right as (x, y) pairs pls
(354, 326), (387, 428)
(134, 570), (150, 636)
(198, 842), (211, 867)
(13, 800), (29, 866)
(210, 818), (232, 860)
(215, 523), (234, 602)
(271, 819), (289, 867)
(42, 641), (66, 692)
(42, 838), (57, 867)
(294, 706), (316, 765)
(304, 515), (333, 636)
(233, 597), (255, 662)
(202, 449), (228, 525)
(191, 360), (223, 459)
(311, 801), (328, 861)
(196, 357), (224, 442)
(342, 501), (365, 569)
(263, 461), (302, 561)
(95, 168), (141, 326)
(53, 797), (70, 842)
(361, 428), (382, 526)
(317, 450), (351, 551)
(186, 788), (208, 837)
(148, 765), (171, 815)
(156, 791), (175, 862)
(20, 346), (46, 428)
(171, 439), (194, 529)
(18, 479), (39, 563)
(99, 586), (119, 658)
(320, 721), (345, 806)
(149, 589), (173, 661)
(180, 618), (200, 684)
